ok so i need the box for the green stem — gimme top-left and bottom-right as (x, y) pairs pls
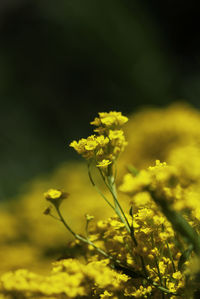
(90, 164), (167, 291)
(155, 258), (163, 286)
(56, 206), (118, 261)
(85, 220), (89, 239)
(106, 173), (150, 277)
(107, 174), (139, 246)
(87, 163), (115, 210)
(107, 174), (122, 214)
(97, 166), (132, 234)
(166, 241), (176, 272)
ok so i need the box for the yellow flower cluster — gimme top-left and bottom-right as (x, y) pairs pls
(0, 162), (113, 276)
(91, 111), (128, 130)
(70, 111), (128, 168)
(86, 211), (184, 297)
(120, 159), (200, 234)
(2, 104), (200, 298)
(0, 258), (129, 298)
(120, 160), (178, 200)
(120, 103), (200, 184)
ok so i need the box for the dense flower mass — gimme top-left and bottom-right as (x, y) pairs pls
(2, 105), (200, 298)
(0, 259), (129, 298)
(119, 160), (179, 197)
(87, 214), (184, 297)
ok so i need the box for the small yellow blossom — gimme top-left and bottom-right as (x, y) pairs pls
(96, 159), (112, 168)
(69, 139), (87, 155)
(168, 282), (177, 293)
(44, 189), (62, 200)
(96, 135), (109, 146)
(44, 189), (68, 207)
(85, 140), (98, 151)
(172, 271), (182, 280)
(153, 215), (165, 225)
(158, 261), (166, 275)
(109, 129), (124, 140)
(100, 290), (114, 298)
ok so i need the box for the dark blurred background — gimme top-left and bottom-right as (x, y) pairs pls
(0, 0), (200, 199)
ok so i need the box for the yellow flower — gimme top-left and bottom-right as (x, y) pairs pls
(100, 290), (114, 298)
(44, 189), (68, 207)
(158, 261), (166, 275)
(96, 159), (112, 168)
(85, 140), (98, 151)
(44, 189), (62, 200)
(90, 117), (101, 126)
(96, 135), (109, 147)
(153, 215), (165, 225)
(69, 139), (87, 154)
(101, 115), (116, 127)
(168, 282), (177, 293)
(109, 129), (124, 140)
(172, 271), (182, 280)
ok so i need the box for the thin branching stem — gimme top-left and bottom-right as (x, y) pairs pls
(87, 163), (115, 210)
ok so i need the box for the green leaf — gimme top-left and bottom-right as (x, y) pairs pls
(129, 206), (133, 217)
(178, 244), (193, 270)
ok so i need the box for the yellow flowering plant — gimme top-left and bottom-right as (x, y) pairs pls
(1, 109), (200, 298)
(45, 111), (200, 298)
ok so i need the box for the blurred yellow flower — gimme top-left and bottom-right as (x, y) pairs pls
(96, 159), (112, 168)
